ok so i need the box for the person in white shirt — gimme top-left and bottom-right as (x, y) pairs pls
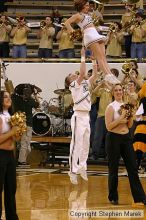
(105, 83), (146, 206)
(65, 47), (97, 184)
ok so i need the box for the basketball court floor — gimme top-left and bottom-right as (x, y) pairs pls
(2, 165), (146, 220)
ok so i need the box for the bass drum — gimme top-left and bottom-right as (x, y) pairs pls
(32, 112), (51, 136)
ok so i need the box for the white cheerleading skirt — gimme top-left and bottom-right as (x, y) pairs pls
(83, 27), (107, 48)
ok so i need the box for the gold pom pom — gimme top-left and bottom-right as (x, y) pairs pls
(118, 103), (135, 119)
(70, 29), (82, 41)
(9, 112), (27, 137)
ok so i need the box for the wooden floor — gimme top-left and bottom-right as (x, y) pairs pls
(2, 165), (146, 220)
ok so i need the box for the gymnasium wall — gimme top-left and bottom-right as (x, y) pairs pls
(2, 63), (146, 102)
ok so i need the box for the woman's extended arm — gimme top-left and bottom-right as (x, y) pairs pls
(77, 47), (86, 85)
(64, 14), (81, 33)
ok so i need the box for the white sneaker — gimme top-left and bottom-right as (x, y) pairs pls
(104, 74), (120, 84)
(68, 172), (78, 185)
(78, 169), (88, 181)
(138, 166), (145, 174)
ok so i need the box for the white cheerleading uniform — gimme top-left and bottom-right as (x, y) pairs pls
(69, 79), (91, 174)
(77, 13), (106, 48)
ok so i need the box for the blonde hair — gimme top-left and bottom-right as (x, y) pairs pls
(65, 75), (72, 88)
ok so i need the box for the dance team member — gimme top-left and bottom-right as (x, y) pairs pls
(0, 91), (19, 220)
(105, 83), (146, 205)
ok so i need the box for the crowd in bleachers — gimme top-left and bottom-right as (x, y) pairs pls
(0, 0), (146, 60)
(0, 13), (77, 59)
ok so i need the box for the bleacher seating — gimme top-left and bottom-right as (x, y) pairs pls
(3, 0), (146, 59)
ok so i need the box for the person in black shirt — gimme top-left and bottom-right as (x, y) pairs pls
(51, 7), (62, 40)
(12, 84), (40, 166)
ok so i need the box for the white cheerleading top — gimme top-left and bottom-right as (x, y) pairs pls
(107, 100), (123, 120)
(0, 111), (11, 134)
(69, 79), (91, 111)
(77, 13), (93, 30)
(77, 13), (107, 48)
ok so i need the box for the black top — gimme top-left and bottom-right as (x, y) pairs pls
(12, 93), (39, 127)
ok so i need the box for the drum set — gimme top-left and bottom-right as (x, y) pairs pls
(32, 88), (73, 136)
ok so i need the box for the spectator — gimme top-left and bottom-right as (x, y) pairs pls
(12, 84), (40, 167)
(91, 79), (112, 160)
(106, 22), (124, 58)
(122, 68), (143, 90)
(111, 68), (119, 78)
(121, 4), (135, 58)
(10, 16), (31, 58)
(56, 18), (75, 58)
(0, 15), (12, 57)
(0, 0), (6, 13)
(51, 7), (62, 40)
(130, 12), (146, 62)
(38, 16), (55, 58)
(87, 65), (101, 151)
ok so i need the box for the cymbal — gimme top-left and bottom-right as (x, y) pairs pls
(54, 89), (71, 95)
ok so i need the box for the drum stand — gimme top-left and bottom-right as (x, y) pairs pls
(61, 118), (69, 136)
(54, 94), (71, 136)
(54, 116), (70, 137)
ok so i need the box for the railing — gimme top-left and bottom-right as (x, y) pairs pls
(2, 57), (141, 63)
